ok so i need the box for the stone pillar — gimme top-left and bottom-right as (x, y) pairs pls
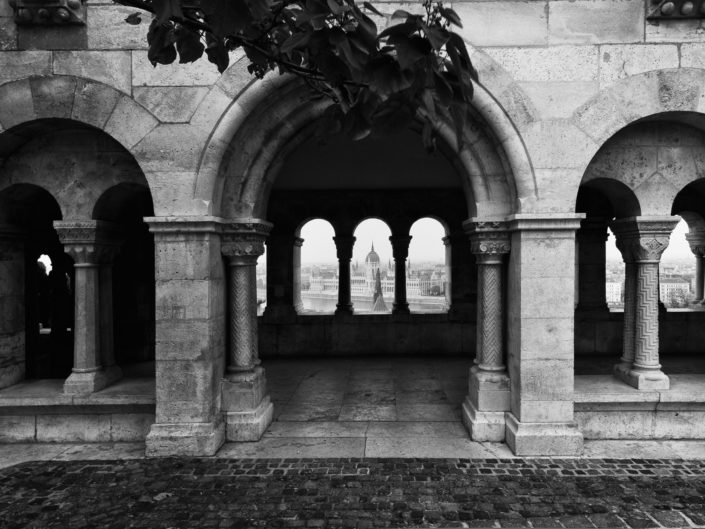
(262, 231), (297, 322)
(54, 221), (122, 395)
(442, 236), (452, 310)
(221, 220), (274, 442)
(389, 235), (411, 315)
(144, 217), (227, 457)
(333, 235), (355, 316)
(505, 214), (584, 456)
(462, 220), (510, 441)
(292, 237), (304, 313)
(611, 217), (678, 390)
(576, 218), (609, 313)
(0, 225), (26, 389)
(686, 232), (705, 303)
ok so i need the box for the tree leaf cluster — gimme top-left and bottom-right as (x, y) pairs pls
(115, 0), (478, 147)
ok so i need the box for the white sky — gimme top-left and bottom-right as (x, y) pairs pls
(300, 218), (447, 265)
(606, 217), (692, 263)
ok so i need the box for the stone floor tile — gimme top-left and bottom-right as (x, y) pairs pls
(396, 403), (461, 421)
(342, 389), (395, 405)
(216, 437), (366, 458)
(338, 404), (397, 421)
(0, 443), (71, 469)
(365, 421), (467, 438)
(53, 442), (146, 460)
(265, 421), (369, 438)
(276, 404), (342, 422)
(582, 441), (683, 459)
(395, 389), (450, 404)
(364, 436), (497, 457)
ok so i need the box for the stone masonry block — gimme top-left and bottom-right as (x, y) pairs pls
(53, 51), (131, 95)
(599, 45), (679, 87)
(131, 124), (205, 173)
(518, 318), (574, 361)
(71, 78), (121, 129)
(29, 76), (76, 120)
(216, 52), (253, 98)
(0, 16), (17, 51)
(155, 360), (220, 423)
(522, 120), (597, 169)
(454, 2), (547, 47)
(133, 87), (209, 123)
(516, 359), (574, 400)
(484, 46), (598, 82)
(36, 414), (112, 442)
(87, 5), (149, 49)
(156, 320), (216, 361)
(0, 415), (35, 442)
(516, 400), (574, 424)
(506, 413), (583, 456)
(0, 51), (51, 84)
(647, 19), (705, 43)
(190, 86), (234, 135)
(549, 0), (643, 45)
(155, 279), (213, 322)
(110, 413), (155, 441)
(0, 78), (36, 129)
(145, 420), (224, 457)
(576, 410), (654, 439)
(519, 277), (575, 318)
(132, 51), (220, 86)
(520, 81), (598, 120)
(104, 95), (158, 149)
(154, 236), (220, 281)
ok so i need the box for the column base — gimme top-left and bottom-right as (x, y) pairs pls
(614, 366), (670, 390)
(63, 366), (121, 395)
(462, 398), (505, 442)
(468, 367), (510, 411)
(225, 396), (273, 441)
(505, 413), (583, 456)
(145, 419), (225, 457)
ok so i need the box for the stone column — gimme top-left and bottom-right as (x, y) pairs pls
(504, 214), (584, 456)
(292, 237), (304, 313)
(611, 217), (678, 390)
(333, 235), (355, 316)
(442, 236), (452, 310)
(54, 220), (122, 395)
(686, 232), (705, 303)
(0, 225), (26, 389)
(144, 217), (227, 457)
(462, 220), (510, 441)
(389, 235), (411, 315)
(576, 218), (610, 313)
(221, 220), (274, 442)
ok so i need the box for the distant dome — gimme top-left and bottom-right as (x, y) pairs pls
(365, 243), (380, 265)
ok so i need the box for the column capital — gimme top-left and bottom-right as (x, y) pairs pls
(578, 217), (610, 242)
(53, 220), (123, 264)
(610, 216), (679, 263)
(389, 235), (412, 260)
(293, 237), (304, 248)
(333, 235), (356, 261)
(464, 221), (510, 262)
(221, 219), (272, 263)
(686, 232), (705, 257)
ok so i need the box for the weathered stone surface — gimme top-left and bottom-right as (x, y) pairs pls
(104, 95), (158, 149)
(87, 5), (149, 49)
(132, 52), (221, 86)
(18, 26), (87, 50)
(110, 413), (154, 441)
(36, 414), (112, 442)
(29, 76), (76, 119)
(548, 0), (643, 44)
(484, 46), (598, 82)
(599, 44), (679, 86)
(131, 124), (205, 173)
(0, 17), (17, 51)
(53, 51), (131, 94)
(520, 81), (598, 120)
(71, 78), (121, 129)
(133, 87), (209, 123)
(681, 43), (705, 69)
(454, 1), (547, 47)
(0, 78), (35, 129)
(646, 19), (705, 43)
(0, 415), (34, 442)
(0, 51), (51, 84)
(521, 120), (598, 169)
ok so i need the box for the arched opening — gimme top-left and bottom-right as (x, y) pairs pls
(0, 184), (71, 384)
(297, 219), (337, 314)
(352, 218), (393, 314)
(408, 217), (449, 313)
(93, 183), (156, 376)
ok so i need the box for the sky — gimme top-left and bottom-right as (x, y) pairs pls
(606, 217), (692, 263)
(299, 218), (447, 265)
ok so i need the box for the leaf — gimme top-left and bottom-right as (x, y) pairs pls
(281, 31), (311, 53)
(391, 9), (411, 19)
(205, 34), (230, 73)
(440, 7), (462, 28)
(423, 23), (449, 50)
(125, 12), (142, 25)
(326, 0), (346, 15)
(175, 27), (205, 63)
(388, 34), (430, 69)
(377, 21), (416, 40)
(362, 1), (382, 16)
(203, 0), (252, 38)
(147, 19), (178, 66)
(152, 0), (183, 25)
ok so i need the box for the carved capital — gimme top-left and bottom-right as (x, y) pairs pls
(10, 0), (86, 25)
(686, 232), (705, 257)
(578, 217), (610, 244)
(53, 220), (123, 265)
(221, 220), (272, 262)
(389, 235), (412, 261)
(333, 235), (356, 261)
(610, 217), (679, 263)
(293, 237), (304, 248)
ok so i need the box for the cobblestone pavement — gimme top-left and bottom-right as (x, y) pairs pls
(2, 458), (705, 529)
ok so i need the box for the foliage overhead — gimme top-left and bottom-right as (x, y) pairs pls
(115, 0), (478, 147)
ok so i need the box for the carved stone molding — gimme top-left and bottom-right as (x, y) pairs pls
(578, 217), (610, 244)
(389, 235), (412, 261)
(333, 235), (356, 261)
(53, 220), (123, 264)
(610, 217), (679, 263)
(10, 0), (86, 25)
(221, 220), (272, 262)
(465, 220), (511, 261)
(686, 232), (705, 257)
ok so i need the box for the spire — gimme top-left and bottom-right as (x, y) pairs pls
(371, 242), (375, 252)
(372, 269), (388, 312)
